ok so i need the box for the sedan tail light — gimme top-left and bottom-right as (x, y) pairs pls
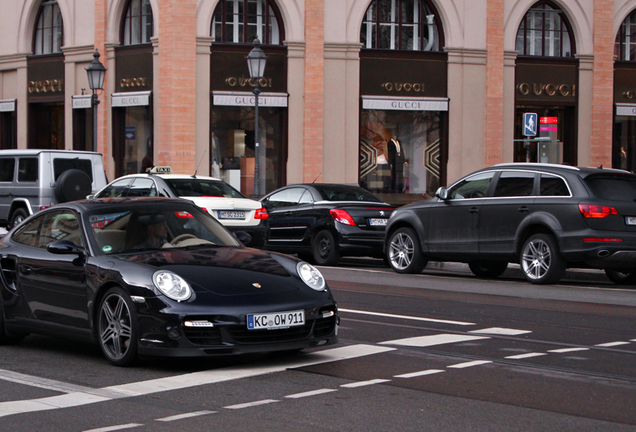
(254, 208), (269, 220)
(330, 209), (356, 226)
(579, 204), (618, 219)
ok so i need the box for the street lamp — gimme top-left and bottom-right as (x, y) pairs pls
(246, 39), (268, 199)
(85, 49), (107, 152)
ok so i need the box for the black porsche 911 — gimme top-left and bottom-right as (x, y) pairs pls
(0, 197), (338, 366)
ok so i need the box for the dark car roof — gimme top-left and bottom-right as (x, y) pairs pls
(492, 163), (634, 177)
(57, 196), (191, 212)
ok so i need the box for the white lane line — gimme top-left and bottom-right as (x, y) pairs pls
(595, 341), (631, 347)
(447, 360), (492, 369)
(547, 347), (590, 353)
(285, 388), (337, 399)
(631, 339), (636, 342)
(469, 327), (532, 336)
(380, 334), (489, 347)
(224, 399), (279, 410)
(83, 424), (143, 432)
(505, 352), (547, 360)
(339, 308), (474, 326)
(156, 411), (216, 422)
(394, 369), (445, 379)
(0, 344), (395, 419)
(340, 379), (390, 388)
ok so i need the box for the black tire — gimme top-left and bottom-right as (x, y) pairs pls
(312, 230), (340, 266)
(604, 268), (636, 285)
(55, 169), (92, 203)
(97, 287), (139, 366)
(468, 261), (508, 279)
(520, 233), (565, 284)
(9, 208), (28, 228)
(387, 227), (427, 274)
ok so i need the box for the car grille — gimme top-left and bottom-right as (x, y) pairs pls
(183, 327), (223, 346)
(228, 323), (313, 343)
(314, 316), (337, 337)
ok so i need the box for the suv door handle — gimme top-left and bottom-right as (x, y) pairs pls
(518, 206), (529, 213)
(469, 207), (479, 214)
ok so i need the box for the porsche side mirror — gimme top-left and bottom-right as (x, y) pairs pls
(436, 187), (449, 200)
(47, 240), (86, 256)
(233, 231), (252, 245)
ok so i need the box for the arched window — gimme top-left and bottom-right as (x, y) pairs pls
(515, 1), (574, 57)
(615, 10), (636, 61)
(34, 1), (63, 54)
(212, 0), (282, 45)
(360, 0), (442, 51)
(122, 0), (154, 45)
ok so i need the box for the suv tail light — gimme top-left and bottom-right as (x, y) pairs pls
(579, 204), (618, 219)
(254, 208), (269, 220)
(330, 209), (356, 226)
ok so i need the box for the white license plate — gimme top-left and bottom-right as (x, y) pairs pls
(626, 216), (636, 225)
(370, 218), (388, 226)
(247, 310), (305, 330)
(219, 210), (245, 220)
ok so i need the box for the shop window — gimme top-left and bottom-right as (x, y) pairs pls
(34, 1), (63, 55)
(212, 0), (282, 45)
(122, 0), (154, 45)
(515, 2), (574, 57)
(361, 0), (441, 51)
(615, 10), (636, 61)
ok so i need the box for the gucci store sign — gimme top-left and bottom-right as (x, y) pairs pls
(0, 99), (16, 112)
(72, 95), (92, 109)
(616, 103), (636, 117)
(213, 91), (288, 108)
(111, 91), (151, 107)
(362, 96), (449, 111)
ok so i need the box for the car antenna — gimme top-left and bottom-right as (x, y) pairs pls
(312, 173), (321, 183)
(193, 149), (208, 178)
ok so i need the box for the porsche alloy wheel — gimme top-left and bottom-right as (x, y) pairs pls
(98, 288), (139, 366)
(388, 227), (426, 274)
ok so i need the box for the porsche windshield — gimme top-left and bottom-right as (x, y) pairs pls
(87, 204), (241, 254)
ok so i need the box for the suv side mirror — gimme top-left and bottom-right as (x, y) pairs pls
(436, 187), (448, 200)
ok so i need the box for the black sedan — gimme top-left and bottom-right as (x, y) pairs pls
(385, 163), (636, 285)
(0, 197), (338, 365)
(260, 184), (394, 265)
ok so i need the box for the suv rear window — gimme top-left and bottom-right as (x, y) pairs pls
(0, 158), (14, 182)
(18, 158), (38, 182)
(584, 175), (636, 201)
(53, 158), (93, 182)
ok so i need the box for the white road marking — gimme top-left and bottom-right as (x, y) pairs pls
(505, 352), (547, 360)
(0, 344), (395, 419)
(447, 360), (493, 369)
(156, 411), (216, 422)
(380, 334), (489, 347)
(224, 399), (279, 410)
(340, 379), (390, 388)
(285, 388), (337, 399)
(594, 341), (631, 347)
(84, 424), (143, 432)
(469, 327), (532, 336)
(339, 308), (474, 326)
(394, 369), (445, 378)
(547, 347), (590, 353)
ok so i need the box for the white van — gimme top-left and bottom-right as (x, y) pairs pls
(0, 150), (108, 228)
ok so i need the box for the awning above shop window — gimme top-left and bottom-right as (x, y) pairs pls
(111, 91), (151, 107)
(616, 103), (636, 117)
(213, 91), (288, 108)
(72, 95), (92, 109)
(0, 99), (16, 112)
(362, 96), (449, 111)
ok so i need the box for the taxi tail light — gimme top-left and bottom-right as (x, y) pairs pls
(254, 208), (269, 219)
(330, 209), (356, 226)
(579, 204), (618, 219)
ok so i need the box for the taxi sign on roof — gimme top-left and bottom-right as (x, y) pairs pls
(150, 166), (172, 174)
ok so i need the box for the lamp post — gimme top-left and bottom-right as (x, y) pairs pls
(246, 39), (268, 199)
(85, 49), (107, 152)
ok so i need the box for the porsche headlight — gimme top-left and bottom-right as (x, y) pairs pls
(153, 271), (192, 302)
(297, 262), (326, 291)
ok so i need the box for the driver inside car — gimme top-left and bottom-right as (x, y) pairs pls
(134, 214), (168, 249)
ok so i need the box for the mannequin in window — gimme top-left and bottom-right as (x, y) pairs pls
(387, 136), (405, 193)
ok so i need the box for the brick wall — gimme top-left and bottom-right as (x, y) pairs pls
(485, 0), (504, 166)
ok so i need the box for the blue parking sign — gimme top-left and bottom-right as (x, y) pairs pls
(523, 113), (538, 137)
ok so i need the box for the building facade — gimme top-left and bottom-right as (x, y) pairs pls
(1, 0), (635, 205)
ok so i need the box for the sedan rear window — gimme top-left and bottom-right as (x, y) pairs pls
(165, 178), (244, 199)
(584, 175), (636, 201)
(314, 185), (381, 202)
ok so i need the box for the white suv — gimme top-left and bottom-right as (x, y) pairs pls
(91, 167), (268, 247)
(0, 150), (108, 228)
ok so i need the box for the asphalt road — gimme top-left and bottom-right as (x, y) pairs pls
(0, 258), (635, 431)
